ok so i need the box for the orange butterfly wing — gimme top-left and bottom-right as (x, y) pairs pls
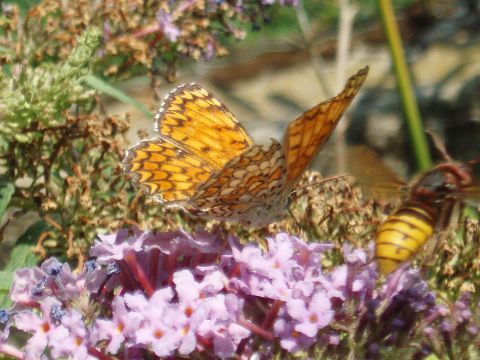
(124, 83), (254, 204)
(190, 141), (288, 225)
(283, 66), (369, 188)
(155, 83), (254, 168)
(123, 139), (215, 203)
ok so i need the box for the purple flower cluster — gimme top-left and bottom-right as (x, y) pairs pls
(0, 229), (478, 359)
(226, 234), (338, 351)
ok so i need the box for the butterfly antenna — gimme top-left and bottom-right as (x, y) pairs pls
(467, 156), (480, 168)
(300, 174), (348, 189)
(291, 174), (348, 201)
(426, 129), (452, 162)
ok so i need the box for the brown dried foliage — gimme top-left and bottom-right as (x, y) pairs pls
(4, 0), (267, 80)
(429, 217), (480, 296)
(1, 111), (206, 266)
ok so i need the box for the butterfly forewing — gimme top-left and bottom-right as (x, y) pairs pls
(155, 83), (254, 168)
(283, 66), (369, 188)
(124, 83), (255, 204)
(192, 141), (286, 206)
(124, 138), (216, 203)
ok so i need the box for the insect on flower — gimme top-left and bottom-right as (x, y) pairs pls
(348, 134), (480, 275)
(123, 67), (369, 227)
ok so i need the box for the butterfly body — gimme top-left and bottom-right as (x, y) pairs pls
(188, 141), (290, 227)
(124, 67), (369, 227)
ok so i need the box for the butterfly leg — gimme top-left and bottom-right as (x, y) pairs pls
(287, 206), (305, 233)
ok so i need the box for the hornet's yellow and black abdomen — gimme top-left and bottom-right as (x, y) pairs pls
(375, 202), (435, 275)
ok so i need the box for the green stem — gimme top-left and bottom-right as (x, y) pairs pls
(378, 0), (432, 171)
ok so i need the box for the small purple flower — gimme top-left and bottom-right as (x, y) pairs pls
(273, 316), (315, 352)
(320, 265), (348, 301)
(42, 258), (82, 300)
(10, 267), (46, 303)
(0, 310), (11, 347)
(197, 304), (250, 360)
(261, 0), (299, 4)
(229, 233), (331, 301)
(11, 258), (87, 307)
(90, 228), (146, 263)
(48, 310), (94, 360)
(82, 260), (108, 294)
(135, 314), (182, 357)
(143, 228), (224, 255)
(324, 332), (340, 345)
(174, 268), (225, 303)
(286, 291), (333, 337)
(125, 288), (173, 315)
(14, 297), (62, 359)
(156, 10), (180, 42)
(285, 234), (333, 265)
(229, 236), (266, 270)
(342, 244), (368, 265)
(102, 21), (111, 41)
(125, 289), (197, 356)
(454, 292), (473, 323)
(319, 244), (376, 306)
(94, 296), (141, 353)
(134, 302), (184, 356)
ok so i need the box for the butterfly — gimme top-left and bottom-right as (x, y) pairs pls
(123, 66), (369, 227)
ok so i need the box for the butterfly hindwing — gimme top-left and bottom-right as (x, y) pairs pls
(124, 138), (216, 204)
(190, 141), (287, 223)
(283, 66), (369, 188)
(155, 83), (254, 168)
(124, 83), (255, 204)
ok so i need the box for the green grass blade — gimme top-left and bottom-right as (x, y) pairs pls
(0, 271), (13, 308)
(378, 0), (432, 171)
(84, 74), (152, 118)
(0, 181), (14, 221)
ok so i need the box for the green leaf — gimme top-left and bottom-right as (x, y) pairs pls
(0, 48), (15, 62)
(1, 245), (41, 305)
(464, 206), (479, 220)
(0, 272), (13, 292)
(0, 221), (44, 307)
(0, 181), (14, 221)
(84, 74), (152, 118)
(4, 244), (39, 272)
(4, 0), (41, 13)
(15, 220), (50, 248)
(0, 271), (13, 308)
